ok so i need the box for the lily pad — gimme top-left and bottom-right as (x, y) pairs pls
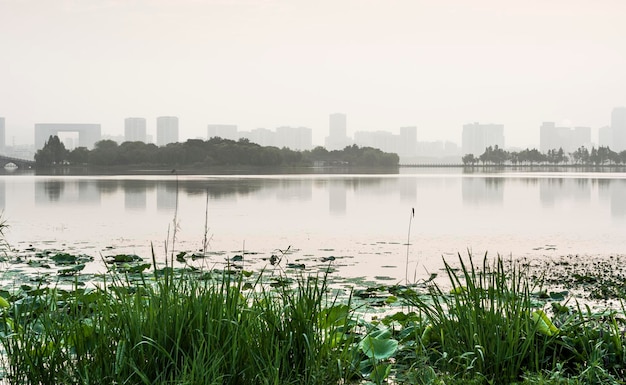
(359, 334), (398, 360)
(58, 264), (86, 276)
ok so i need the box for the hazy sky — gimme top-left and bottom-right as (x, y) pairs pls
(1, 0), (625, 148)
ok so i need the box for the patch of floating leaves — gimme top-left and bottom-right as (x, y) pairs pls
(523, 254), (626, 302)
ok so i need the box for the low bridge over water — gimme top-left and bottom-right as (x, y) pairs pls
(0, 154), (35, 169)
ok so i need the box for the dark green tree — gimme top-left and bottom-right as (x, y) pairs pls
(68, 147), (90, 165)
(462, 153), (477, 165)
(35, 135), (68, 166)
(89, 140), (120, 165)
(571, 146), (590, 164)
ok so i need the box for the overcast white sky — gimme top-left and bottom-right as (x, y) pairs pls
(1, 0), (625, 148)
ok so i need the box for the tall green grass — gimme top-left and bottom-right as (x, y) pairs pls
(401, 255), (554, 383)
(0, 267), (357, 385)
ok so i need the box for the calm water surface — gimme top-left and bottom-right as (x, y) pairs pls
(1, 169), (625, 283)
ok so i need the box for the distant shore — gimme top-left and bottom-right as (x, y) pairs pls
(400, 163), (626, 170)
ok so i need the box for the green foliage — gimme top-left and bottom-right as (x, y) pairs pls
(67, 146), (89, 165)
(400, 255), (552, 383)
(466, 145), (626, 166)
(88, 139), (119, 166)
(34, 135), (69, 166)
(53, 137), (399, 168)
(304, 144), (399, 167)
(4, 213), (626, 385)
(479, 145), (508, 165)
(462, 153), (478, 165)
(358, 327), (399, 384)
(0, 270), (358, 385)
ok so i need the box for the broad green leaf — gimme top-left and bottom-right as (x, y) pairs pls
(359, 335), (398, 360)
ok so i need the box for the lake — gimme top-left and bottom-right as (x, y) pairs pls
(1, 168), (626, 284)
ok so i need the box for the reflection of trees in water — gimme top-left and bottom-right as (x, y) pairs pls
(96, 179), (262, 199)
(96, 180), (120, 195)
(462, 177), (504, 205)
(484, 177), (504, 189)
(539, 178), (593, 207)
(121, 180), (157, 194)
(610, 180), (626, 218)
(123, 180), (153, 210)
(57, 177), (389, 202)
(595, 178), (612, 191)
(190, 181), (265, 198)
(539, 178), (565, 207)
(519, 178), (539, 186)
(44, 180), (64, 201)
(340, 177), (384, 190)
(148, 179), (267, 199)
(597, 179), (626, 219)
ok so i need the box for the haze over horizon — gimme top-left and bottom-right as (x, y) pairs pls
(1, 0), (625, 148)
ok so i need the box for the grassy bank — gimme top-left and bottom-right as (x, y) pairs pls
(2, 252), (626, 385)
(1, 260), (363, 385)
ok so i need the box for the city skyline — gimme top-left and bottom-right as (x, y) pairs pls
(1, 1), (625, 149)
(1, 107), (624, 151)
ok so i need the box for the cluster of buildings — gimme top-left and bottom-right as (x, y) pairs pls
(537, 107), (626, 155)
(462, 107), (626, 158)
(1, 107), (626, 162)
(207, 124), (313, 152)
(123, 116), (179, 146)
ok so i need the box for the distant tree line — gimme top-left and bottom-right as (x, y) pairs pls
(34, 136), (400, 168)
(462, 145), (626, 166)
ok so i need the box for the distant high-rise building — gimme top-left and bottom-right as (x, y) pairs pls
(156, 116), (179, 146)
(540, 122), (591, 153)
(0, 117), (5, 150)
(124, 117), (147, 143)
(246, 128), (276, 147)
(399, 126), (417, 157)
(599, 126), (613, 148)
(324, 113), (349, 151)
(540, 122), (568, 153)
(354, 131), (398, 153)
(572, 126), (592, 151)
(34, 123), (101, 150)
(275, 126), (312, 151)
(462, 123), (504, 155)
(207, 124), (238, 141)
(611, 107), (626, 152)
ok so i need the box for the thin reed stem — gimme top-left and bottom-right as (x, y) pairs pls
(405, 207), (414, 284)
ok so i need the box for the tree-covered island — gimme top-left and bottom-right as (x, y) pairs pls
(34, 136), (399, 169)
(462, 144), (626, 166)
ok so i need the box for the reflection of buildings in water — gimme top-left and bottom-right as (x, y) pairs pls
(610, 180), (626, 219)
(461, 177), (503, 205)
(96, 180), (120, 195)
(35, 180), (101, 205)
(125, 190), (146, 210)
(399, 177), (417, 202)
(597, 178), (612, 208)
(539, 179), (562, 207)
(276, 179), (312, 201)
(123, 181), (148, 211)
(253, 179), (279, 201)
(157, 183), (177, 211)
(77, 181), (100, 204)
(328, 180), (346, 215)
(355, 178), (394, 196)
(572, 179), (591, 202)
(539, 178), (590, 207)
